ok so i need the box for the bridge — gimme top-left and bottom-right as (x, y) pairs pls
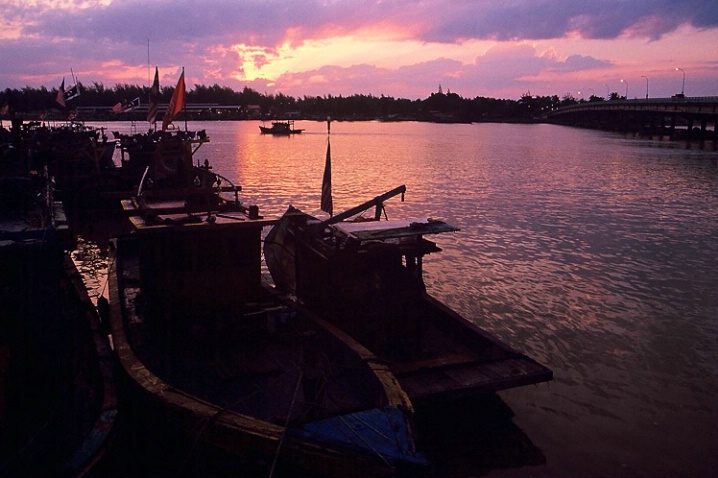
(544, 96), (718, 148)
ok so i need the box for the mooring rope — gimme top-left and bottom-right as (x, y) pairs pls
(268, 371), (304, 478)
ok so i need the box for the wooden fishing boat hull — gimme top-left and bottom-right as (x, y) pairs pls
(1, 147), (116, 476)
(264, 206), (553, 405)
(107, 218), (426, 476)
(0, 241), (117, 477)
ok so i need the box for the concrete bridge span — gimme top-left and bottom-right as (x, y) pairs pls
(544, 97), (718, 149)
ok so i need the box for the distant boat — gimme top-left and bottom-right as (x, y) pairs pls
(107, 174), (426, 476)
(264, 186), (553, 405)
(259, 120), (304, 135)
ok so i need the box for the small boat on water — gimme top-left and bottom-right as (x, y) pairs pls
(107, 177), (426, 476)
(263, 186), (553, 405)
(259, 120), (304, 135)
(0, 131), (117, 477)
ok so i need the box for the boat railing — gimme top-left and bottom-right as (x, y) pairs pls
(135, 165), (242, 206)
(213, 170), (242, 205)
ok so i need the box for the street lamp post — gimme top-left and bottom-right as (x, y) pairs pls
(604, 84), (610, 99)
(641, 75), (648, 99)
(676, 67), (685, 95)
(620, 79), (628, 99)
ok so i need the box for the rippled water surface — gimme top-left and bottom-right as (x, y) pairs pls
(89, 120), (717, 477)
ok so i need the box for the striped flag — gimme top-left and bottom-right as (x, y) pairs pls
(147, 67), (160, 124)
(113, 97), (141, 114)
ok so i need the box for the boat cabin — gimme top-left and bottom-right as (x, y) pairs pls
(292, 218), (459, 357)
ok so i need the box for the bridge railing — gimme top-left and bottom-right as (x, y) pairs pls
(546, 97), (718, 117)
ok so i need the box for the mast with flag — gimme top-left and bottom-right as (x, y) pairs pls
(55, 72), (82, 118)
(320, 117), (333, 216)
(65, 69), (81, 102)
(162, 68), (186, 131)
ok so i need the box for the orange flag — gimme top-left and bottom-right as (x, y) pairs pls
(162, 68), (185, 131)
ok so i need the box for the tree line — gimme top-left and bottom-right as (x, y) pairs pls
(1, 82), (599, 122)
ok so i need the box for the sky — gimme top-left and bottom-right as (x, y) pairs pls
(1, 0), (717, 101)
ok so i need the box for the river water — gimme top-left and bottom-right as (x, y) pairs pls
(81, 120), (717, 477)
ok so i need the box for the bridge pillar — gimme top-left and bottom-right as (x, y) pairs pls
(686, 117), (694, 141)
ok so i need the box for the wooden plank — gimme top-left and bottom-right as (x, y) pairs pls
(391, 352), (478, 375)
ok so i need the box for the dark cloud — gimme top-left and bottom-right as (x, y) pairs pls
(1, 0), (715, 98)
(18, 0), (716, 49)
(418, 0), (718, 42)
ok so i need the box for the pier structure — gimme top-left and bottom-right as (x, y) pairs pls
(544, 97), (718, 149)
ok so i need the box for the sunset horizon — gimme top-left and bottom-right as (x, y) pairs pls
(1, 1), (717, 101)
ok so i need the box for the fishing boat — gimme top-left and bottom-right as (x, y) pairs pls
(259, 120), (304, 135)
(0, 129), (117, 477)
(111, 129), (210, 189)
(263, 186), (553, 405)
(23, 121), (116, 201)
(107, 178), (426, 476)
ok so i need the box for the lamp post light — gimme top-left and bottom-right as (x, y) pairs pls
(620, 79), (628, 99)
(676, 67), (685, 95)
(641, 75), (648, 99)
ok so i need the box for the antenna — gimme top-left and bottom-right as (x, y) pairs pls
(147, 38), (151, 86)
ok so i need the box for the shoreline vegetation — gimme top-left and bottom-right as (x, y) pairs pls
(1, 83), (601, 124)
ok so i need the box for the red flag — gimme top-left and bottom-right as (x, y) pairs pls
(147, 67), (159, 124)
(321, 138), (333, 215)
(56, 78), (66, 107)
(162, 69), (185, 131)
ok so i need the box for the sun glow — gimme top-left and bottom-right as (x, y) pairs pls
(229, 33), (494, 84)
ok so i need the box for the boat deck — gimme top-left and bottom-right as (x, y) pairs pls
(381, 295), (552, 403)
(115, 237), (386, 425)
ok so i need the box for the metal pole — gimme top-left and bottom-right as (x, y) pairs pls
(641, 76), (648, 99)
(676, 68), (685, 95)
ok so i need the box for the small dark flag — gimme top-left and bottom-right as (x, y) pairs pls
(321, 138), (333, 215)
(64, 83), (81, 102)
(127, 96), (141, 111)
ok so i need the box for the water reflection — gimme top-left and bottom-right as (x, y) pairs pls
(70, 236), (108, 304)
(82, 120), (718, 477)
